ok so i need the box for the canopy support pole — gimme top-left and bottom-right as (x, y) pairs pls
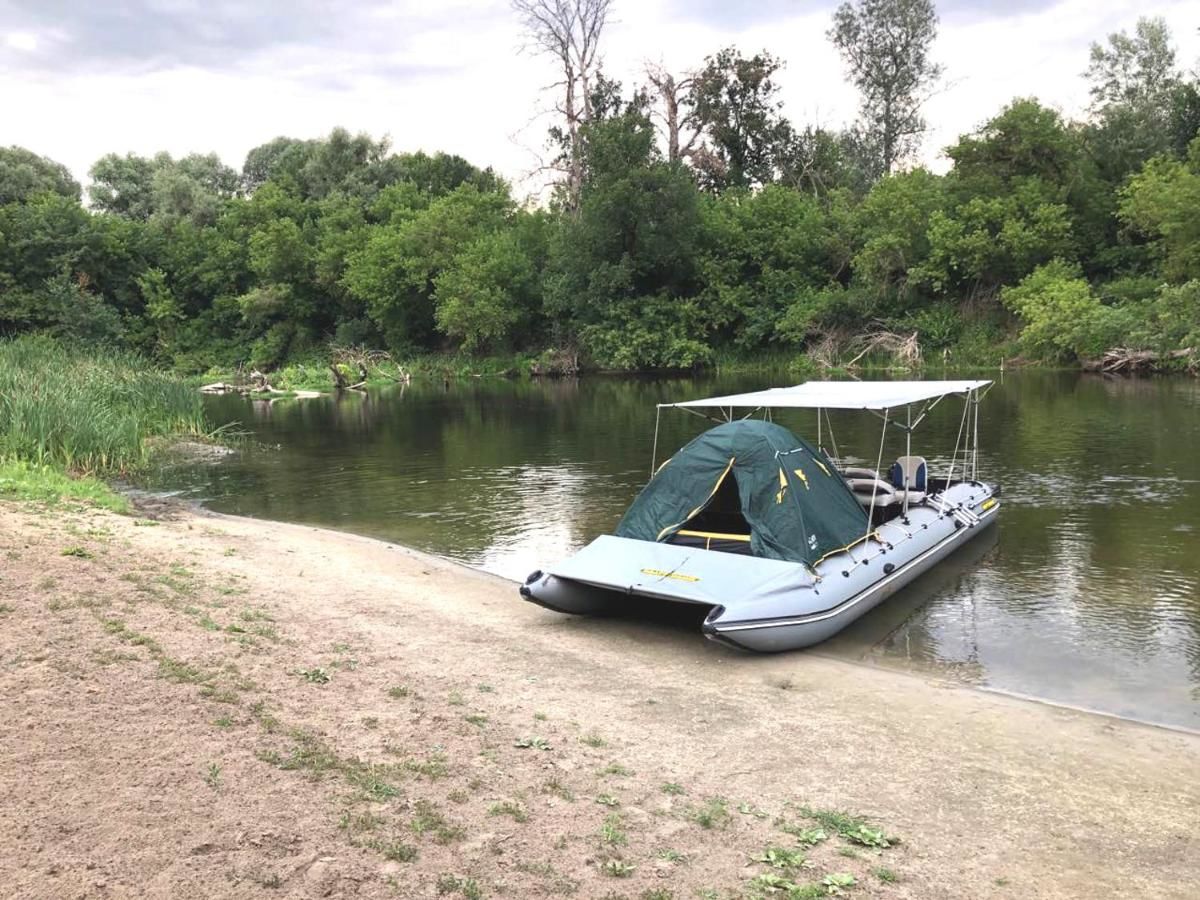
(862, 407), (889, 547)
(903, 405), (911, 516)
(649, 405), (662, 478)
(971, 388), (980, 480)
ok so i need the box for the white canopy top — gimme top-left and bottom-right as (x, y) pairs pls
(662, 380), (992, 411)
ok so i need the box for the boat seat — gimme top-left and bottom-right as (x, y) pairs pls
(846, 477), (899, 509)
(891, 456), (928, 492)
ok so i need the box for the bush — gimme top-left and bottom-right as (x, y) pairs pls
(578, 294), (712, 370)
(1001, 260), (1124, 360)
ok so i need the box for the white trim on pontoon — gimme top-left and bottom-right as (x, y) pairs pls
(661, 380), (992, 411)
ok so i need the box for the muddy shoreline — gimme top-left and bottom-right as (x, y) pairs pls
(1, 498), (1198, 898)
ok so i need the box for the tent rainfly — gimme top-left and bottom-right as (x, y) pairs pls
(615, 419), (866, 568)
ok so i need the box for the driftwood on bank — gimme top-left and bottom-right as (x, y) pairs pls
(843, 330), (922, 370)
(1083, 347), (1196, 375)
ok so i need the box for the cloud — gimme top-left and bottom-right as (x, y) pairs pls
(1, 0), (1198, 199)
(0, 0), (503, 76)
(663, 0), (1062, 30)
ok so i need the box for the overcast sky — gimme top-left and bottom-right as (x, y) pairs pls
(2, 0), (1198, 199)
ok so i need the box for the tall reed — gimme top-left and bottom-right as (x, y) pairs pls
(0, 335), (208, 475)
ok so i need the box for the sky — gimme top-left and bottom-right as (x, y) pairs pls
(2, 0), (1198, 201)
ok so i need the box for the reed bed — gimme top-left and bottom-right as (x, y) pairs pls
(0, 335), (208, 475)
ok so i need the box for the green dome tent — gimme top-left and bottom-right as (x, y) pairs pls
(615, 419), (867, 567)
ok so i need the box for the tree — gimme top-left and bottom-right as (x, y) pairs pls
(699, 185), (840, 349)
(685, 47), (793, 191)
(0, 147), (80, 205)
(1086, 17), (1177, 110)
(828, 0), (943, 178)
(1119, 137), (1200, 282)
(513, 0), (614, 215)
(644, 62), (699, 164)
(344, 185), (514, 350)
(543, 107), (707, 367)
(434, 230), (537, 352)
(89, 152), (237, 224)
(778, 126), (873, 198)
(88, 153), (162, 219)
(1084, 18), (1183, 181)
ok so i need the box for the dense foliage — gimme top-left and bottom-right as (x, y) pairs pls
(0, 335), (207, 474)
(0, 12), (1197, 373)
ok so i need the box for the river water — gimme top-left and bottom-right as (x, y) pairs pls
(157, 372), (1200, 730)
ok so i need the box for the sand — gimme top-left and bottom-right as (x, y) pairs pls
(1, 498), (1197, 899)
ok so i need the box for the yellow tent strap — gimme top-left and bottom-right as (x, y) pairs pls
(815, 529), (882, 565)
(656, 456), (736, 541)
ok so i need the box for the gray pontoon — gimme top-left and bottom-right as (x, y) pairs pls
(519, 381), (999, 651)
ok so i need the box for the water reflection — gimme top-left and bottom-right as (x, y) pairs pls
(153, 371), (1200, 730)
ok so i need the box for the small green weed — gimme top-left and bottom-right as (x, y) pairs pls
(799, 806), (894, 847)
(368, 837), (417, 862)
(600, 859), (635, 877)
(599, 813), (627, 847)
(298, 667), (331, 684)
(656, 849), (687, 864)
(752, 847), (813, 871)
(822, 873), (857, 894)
(388, 684), (411, 699)
(464, 714), (488, 727)
(872, 866), (898, 883)
(514, 736), (551, 750)
(411, 800), (467, 842)
(543, 777), (575, 802)
(435, 874), (483, 899)
(580, 731), (606, 748)
(595, 794), (620, 807)
(488, 800), (529, 823)
(661, 781), (685, 795)
(784, 826), (828, 847)
(600, 762), (633, 777)
(204, 762), (221, 790)
(61, 546), (93, 559)
(691, 797), (731, 830)
(403, 753), (449, 780)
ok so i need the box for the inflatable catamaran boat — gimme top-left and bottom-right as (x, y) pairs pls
(519, 381), (999, 651)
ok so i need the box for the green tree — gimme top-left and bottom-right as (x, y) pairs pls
(1084, 18), (1183, 182)
(1119, 137), (1200, 282)
(0, 147), (80, 205)
(850, 167), (945, 299)
(685, 47), (793, 191)
(434, 229), (536, 352)
(544, 107), (706, 367)
(699, 185), (839, 348)
(829, 0), (943, 177)
(344, 185), (513, 350)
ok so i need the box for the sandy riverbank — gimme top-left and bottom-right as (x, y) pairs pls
(1, 498), (1197, 899)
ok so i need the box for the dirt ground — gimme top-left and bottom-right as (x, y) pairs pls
(1, 498), (1197, 900)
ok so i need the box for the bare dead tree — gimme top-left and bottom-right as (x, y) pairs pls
(512, 0), (613, 214)
(644, 62), (700, 163)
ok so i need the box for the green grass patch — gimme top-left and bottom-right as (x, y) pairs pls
(0, 459), (129, 511)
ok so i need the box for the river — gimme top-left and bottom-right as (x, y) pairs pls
(155, 371), (1200, 731)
